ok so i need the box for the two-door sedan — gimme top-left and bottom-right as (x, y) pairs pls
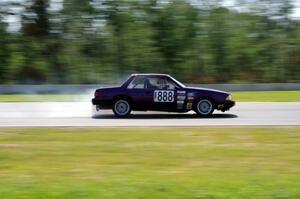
(92, 74), (235, 117)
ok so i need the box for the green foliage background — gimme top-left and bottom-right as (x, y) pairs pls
(0, 0), (300, 84)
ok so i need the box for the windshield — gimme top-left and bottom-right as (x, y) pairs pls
(169, 76), (185, 88)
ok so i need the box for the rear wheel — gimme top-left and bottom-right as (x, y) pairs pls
(113, 99), (131, 117)
(195, 99), (214, 116)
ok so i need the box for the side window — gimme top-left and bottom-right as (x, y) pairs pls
(164, 79), (176, 90)
(145, 77), (176, 90)
(127, 76), (145, 89)
(145, 77), (161, 89)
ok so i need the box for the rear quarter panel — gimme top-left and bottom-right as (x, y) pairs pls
(98, 87), (127, 100)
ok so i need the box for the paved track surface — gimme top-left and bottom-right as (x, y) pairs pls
(0, 102), (299, 126)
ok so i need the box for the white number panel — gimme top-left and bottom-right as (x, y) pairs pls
(154, 90), (174, 102)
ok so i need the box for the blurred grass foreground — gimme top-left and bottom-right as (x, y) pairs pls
(0, 127), (300, 199)
(0, 0), (300, 84)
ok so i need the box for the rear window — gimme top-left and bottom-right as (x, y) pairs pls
(127, 76), (145, 89)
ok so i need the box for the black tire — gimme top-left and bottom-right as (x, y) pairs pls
(194, 98), (214, 117)
(113, 99), (132, 117)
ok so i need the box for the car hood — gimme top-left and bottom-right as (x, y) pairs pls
(185, 86), (229, 95)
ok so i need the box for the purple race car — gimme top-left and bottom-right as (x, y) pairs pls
(92, 74), (235, 117)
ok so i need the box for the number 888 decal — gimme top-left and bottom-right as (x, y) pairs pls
(154, 90), (174, 102)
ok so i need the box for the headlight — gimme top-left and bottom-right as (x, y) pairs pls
(226, 95), (232, 101)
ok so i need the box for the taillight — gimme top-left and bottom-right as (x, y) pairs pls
(94, 90), (100, 97)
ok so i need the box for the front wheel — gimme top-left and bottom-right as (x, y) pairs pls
(113, 99), (131, 117)
(195, 99), (214, 116)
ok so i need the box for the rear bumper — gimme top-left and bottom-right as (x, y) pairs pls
(92, 98), (112, 109)
(217, 100), (235, 111)
(92, 98), (99, 105)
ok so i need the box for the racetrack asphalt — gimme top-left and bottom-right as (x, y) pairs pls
(0, 102), (299, 127)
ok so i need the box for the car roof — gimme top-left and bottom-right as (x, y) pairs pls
(131, 73), (170, 77)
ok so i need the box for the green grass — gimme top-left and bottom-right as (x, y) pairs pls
(0, 127), (300, 199)
(232, 91), (300, 102)
(0, 91), (299, 102)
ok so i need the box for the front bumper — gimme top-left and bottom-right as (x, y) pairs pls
(217, 100), (235, 111)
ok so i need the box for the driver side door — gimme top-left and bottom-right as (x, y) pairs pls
(145, 76), (177, 111)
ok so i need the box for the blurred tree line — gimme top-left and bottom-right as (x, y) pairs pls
(0, 0), (300, 84)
